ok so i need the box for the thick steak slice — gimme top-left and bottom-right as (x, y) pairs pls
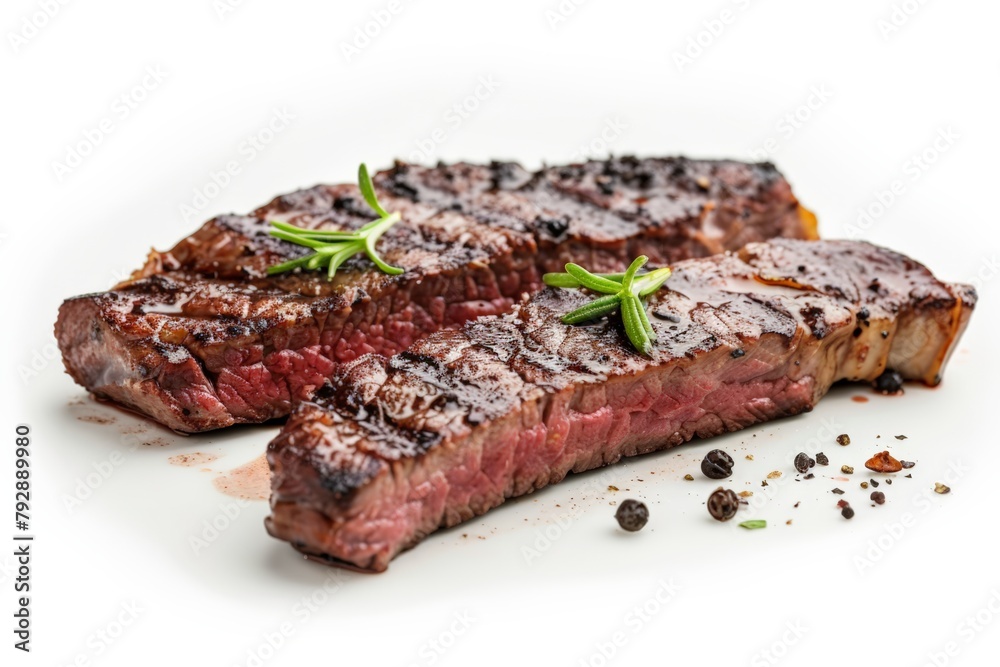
(56, 158), (816, 432)
(265, 239), (976, 572)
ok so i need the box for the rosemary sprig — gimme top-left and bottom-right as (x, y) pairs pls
(543, 256), (672, 356)
(267, 163), (404, 280)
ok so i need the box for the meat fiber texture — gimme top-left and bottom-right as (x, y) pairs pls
(265, 239), (976, 572)
(56, 157), (816, 432)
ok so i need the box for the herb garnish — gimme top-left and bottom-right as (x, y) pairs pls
(738, 520), (767, 530)
(267, 163), (403, 280)
(543, 255), (671, 356)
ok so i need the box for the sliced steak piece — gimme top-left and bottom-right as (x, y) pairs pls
(56, 158), (816, 432)
(265, 239), (976, 572)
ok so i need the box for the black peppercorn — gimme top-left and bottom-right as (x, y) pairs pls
(707, 488), (740, 522)
(614, 499), (649, 532)
(701, 449), (734, 479)
(873, 369), (904, 395)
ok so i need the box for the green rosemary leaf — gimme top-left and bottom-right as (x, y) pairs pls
(267, 163), (403, 281)
(636, 297), (655, 340)
(358, 163), (390, 219)
(268, 229), (330, 249)
(561, 294), (622, 324)
(621, 255), (648, 289)
(364, 237), (404, 275)
(266, 255), (315, 275)
(636, 267), (673, 297)
(621, 294), (651, 356)
(543, 273), (585, 288)
(564, 264), (624, 294)
(544, 255), (672, 357)
(268, 220), (358, 239)
(543, 271), (628, 288)
(326, 245), (357, 279)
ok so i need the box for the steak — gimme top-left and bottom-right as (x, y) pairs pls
(265, 239), (976, 572)
(56, 157), (816, 432)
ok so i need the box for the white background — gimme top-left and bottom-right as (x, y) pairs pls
(3, 1), (1000, 665)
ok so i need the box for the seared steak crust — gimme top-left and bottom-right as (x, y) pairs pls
(56, 158), (816, 432)
(265, 239), (975, 572)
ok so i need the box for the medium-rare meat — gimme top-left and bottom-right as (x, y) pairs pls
(264, 239), (976, 572)
(56, 157), (816, 432)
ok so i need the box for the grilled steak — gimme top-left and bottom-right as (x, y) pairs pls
(265, 239), (976, 572)
(56, 157), (816, 432)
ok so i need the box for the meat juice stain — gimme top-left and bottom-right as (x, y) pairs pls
(168, 452), (219, 467)
(76, 414), (116, 425)
(851, 396), (869, 403)
(213, 454), (271, 500)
